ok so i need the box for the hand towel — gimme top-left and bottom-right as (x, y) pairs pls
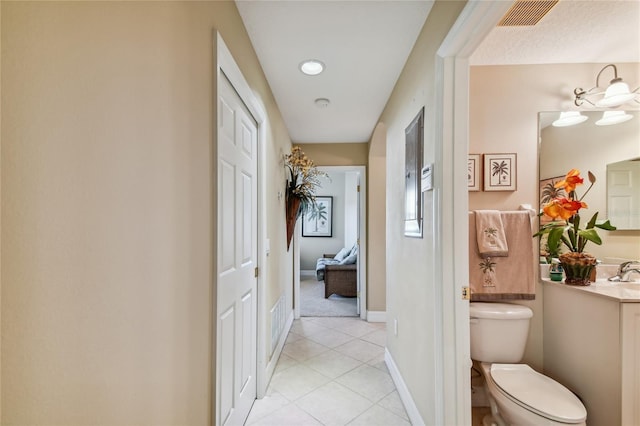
(469, 211), (535, 301)
(475, 210), (509, 257)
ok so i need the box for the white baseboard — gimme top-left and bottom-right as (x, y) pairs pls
(300, 270), (315, 277)
(367, 311), (386, 323)
(385, 348), (424, 426)
(263, 310), (294, 390)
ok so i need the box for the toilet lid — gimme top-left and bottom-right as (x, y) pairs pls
(491, 364), (587, 423)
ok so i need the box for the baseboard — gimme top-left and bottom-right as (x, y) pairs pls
(366, 310), (386, 323)
(264, 310), (294, 389)
(385, 348), (425, 426)
(300, 270), (315, 277)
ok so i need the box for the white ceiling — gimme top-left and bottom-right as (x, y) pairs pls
(235, 0), (434, 143)
(236, 0), (640, 144)
(471, 0), (640, 65)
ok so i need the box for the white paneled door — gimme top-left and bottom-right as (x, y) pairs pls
(608, 159), (640, 230)
(217, 71), (258, 426)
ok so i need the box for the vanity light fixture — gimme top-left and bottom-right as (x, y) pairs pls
(299, 59), (325, 76)
(574, 64), (639, 108)
(595, 110), (634, 126)
(552, 111), (588, 127)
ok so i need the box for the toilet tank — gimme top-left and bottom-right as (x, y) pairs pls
(470, 302), (533, 363)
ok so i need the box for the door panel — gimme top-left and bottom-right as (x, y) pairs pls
(608, 161), (640, 230)
(242, 173), (252, 264)
(219, 306), (235, 425)
(220, 160), (236, 274)
(217, 72), (258, 426)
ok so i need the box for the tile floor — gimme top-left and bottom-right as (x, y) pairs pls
(246, 317), (410, 426)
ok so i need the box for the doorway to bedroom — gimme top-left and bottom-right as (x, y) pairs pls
(297, 166), (366, 318)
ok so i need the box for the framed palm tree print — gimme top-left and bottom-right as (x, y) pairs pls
(539, 176), (566, 224)
(302, 196), (333, 237)
(468, 154), (481, 191)
(483, 153), (517, 191)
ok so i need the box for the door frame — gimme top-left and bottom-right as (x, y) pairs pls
(214, 32), (270, 420)
(294, 165), (367, 320)
(434, 2), (513, 424)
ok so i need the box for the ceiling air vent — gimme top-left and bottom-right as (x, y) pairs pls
(498, 0), (559, 27)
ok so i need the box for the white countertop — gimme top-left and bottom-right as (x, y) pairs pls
(541, 278), (640, 302)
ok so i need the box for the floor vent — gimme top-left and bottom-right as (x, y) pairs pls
(498, 0), (559, 27)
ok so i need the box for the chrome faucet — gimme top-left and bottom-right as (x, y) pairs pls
(609, 261), (640, 282)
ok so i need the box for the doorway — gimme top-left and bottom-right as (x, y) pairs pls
(294, 165), (367, 320)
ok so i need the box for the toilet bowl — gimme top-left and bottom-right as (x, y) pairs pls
(479, 363), (586, 425)
(470, 302), (587, 426)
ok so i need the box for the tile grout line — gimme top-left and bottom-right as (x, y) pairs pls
(249, 318), (406, 426)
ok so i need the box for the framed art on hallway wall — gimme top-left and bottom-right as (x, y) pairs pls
(302, 196), (333, 237)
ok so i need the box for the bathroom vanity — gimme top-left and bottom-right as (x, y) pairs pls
(542, 277), (640, 426)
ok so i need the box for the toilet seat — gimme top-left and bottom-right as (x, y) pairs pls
(491, 364), (587, 423)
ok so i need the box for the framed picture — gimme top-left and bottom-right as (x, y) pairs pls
(483, 153), (517, 191)
(302, 196), (333, 237)
(468, 154), (481, 191)
(539, 176), (566, 225)
(404, 108), (424, 238)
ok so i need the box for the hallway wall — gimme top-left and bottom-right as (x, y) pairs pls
(297, 142), (368, 167)
(376, 1), (467, 423)
(1, 2), (292, 424)
(368, 125), (387, 313)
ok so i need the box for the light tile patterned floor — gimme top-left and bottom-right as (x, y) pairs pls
(246, 317), (410, 426)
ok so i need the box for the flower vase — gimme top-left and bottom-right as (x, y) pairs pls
(285, 196), (301, 251)
(559, 252), (597, 286)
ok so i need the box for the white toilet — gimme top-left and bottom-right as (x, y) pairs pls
(470, 302), (587, 426)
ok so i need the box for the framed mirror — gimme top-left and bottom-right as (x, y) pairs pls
(538, 110), (640, 257)
(607, 158), (640, 230)
(404, 107), (424, 238)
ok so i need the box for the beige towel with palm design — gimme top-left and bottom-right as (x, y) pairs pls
(475, 210), (508, 257)
(469, 211), (535, 301)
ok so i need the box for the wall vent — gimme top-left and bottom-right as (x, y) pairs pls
(498, 0), (559, 27)
(270, 294), (286, 355)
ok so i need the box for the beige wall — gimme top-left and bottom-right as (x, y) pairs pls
(469, 63), (640, 370)
(377, 1), (466, 422)
(367, 124), (387, 312)
(1, 2), (292, 424)
(297, 142), (368, 166)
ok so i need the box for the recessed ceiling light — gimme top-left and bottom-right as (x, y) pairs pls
(300, 60), (325, 76)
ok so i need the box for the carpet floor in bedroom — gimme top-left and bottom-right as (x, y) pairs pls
(300, 277), (358, 317)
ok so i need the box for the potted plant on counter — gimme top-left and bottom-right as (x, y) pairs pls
(534, 169), (616, 285)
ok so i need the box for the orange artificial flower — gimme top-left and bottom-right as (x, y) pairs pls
(535, 168), (615, 256)
(554, 168), (584, 193)
(543, 198), (587, 220)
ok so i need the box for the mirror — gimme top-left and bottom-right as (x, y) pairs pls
(607, 158), (640, 230)
(539, 110), (640, 232)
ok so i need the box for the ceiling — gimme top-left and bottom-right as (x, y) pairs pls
(236, 0), (640, 144)
(470, 0), (640, 65)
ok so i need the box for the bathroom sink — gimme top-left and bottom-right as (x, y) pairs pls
(617, 283), (640, 290)
(595, 278), (640, 285)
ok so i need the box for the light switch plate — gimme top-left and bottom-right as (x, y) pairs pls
(421, 163), (433, 192)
